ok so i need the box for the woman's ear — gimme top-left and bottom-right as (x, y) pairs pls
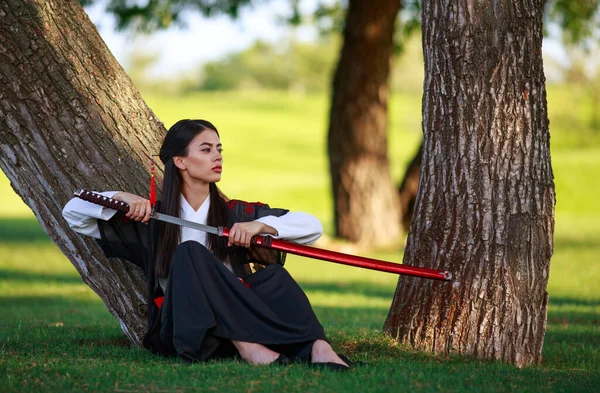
(173, 156), (186, 171)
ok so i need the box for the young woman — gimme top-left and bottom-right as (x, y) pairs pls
(62, 119), (351, 370)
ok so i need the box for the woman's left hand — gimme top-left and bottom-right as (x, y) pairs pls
(228, 221), (277, 248)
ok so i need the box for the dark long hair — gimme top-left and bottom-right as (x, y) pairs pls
(155, 119), (233, 278)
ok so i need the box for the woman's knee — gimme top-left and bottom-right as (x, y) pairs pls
(174, 240), (209, 256)
(171, 241), (217, 269)
(266, 263), (294, 279)
(249, 263), (295, 285)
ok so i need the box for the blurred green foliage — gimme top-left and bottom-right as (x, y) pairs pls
(80, 0), (600, 51)
(545, 0), (600, 44)
(195, 38), (340, 92)
(126, 33), (426, 94)
(80, 0), (253, 31)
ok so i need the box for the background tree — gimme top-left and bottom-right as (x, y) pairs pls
(562, 44), (600, 132)
(383, 0), (556, 367)
(327, 0), (403, 247)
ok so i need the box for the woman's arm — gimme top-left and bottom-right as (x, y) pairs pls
(227, 212), (322, 248)
(62, 191), (152, 239)
(254, 212), (323, 245)
(62, 191), (119, 239)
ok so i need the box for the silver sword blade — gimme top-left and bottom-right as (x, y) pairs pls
(151, 211), (220, 235)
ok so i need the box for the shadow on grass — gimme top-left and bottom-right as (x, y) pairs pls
(0, 295), (109, 326)
(312, 305), (389, 332)
(299, 281), (396, 299)
(547, 297), (600, 327)
(547, 310), (600, 327)
(0, 269), (82, 284)
(545, 328), (600, 347)
(554, 235), (600, 251)
(0, 218), (50, 243)
(0, 294), (137, 360)
(549, 297), (600, 307)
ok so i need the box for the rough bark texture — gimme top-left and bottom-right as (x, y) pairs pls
(328, 0), (403, 247)
(0, 0), (166, 344)
(398, 143), (422, 232)
(383, 0), (555, 367)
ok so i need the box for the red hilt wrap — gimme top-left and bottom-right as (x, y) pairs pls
(75, 189), (130, 213)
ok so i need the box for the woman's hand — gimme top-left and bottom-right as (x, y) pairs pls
(113, 192), (152, 223)
(228, 221), (277, 248)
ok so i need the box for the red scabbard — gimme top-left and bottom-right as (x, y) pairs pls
(221, 228), (452, 281)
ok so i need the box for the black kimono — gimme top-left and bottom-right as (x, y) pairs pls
(94, 200), (326, 362)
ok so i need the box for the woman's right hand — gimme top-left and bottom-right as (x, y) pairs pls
(113, 192), (152, 223)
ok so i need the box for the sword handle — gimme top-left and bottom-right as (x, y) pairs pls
(217, 227), (272, 246)
(74, 189), (130, 213)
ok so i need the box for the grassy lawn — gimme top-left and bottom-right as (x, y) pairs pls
(0, 87), (598, 392)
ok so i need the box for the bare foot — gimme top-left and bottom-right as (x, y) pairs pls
(310, 340), (349, 367)
(232, 341), (281, 365)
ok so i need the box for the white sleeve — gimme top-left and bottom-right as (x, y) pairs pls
(61, 191), (120, 239)
(255, 212), (323, 245)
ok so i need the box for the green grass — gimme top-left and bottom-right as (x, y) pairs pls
(1, 87), (599, 392)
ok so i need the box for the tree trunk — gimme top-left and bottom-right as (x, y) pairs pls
(328, 0), (402, 247)
(383, 0), (555, 367)
(398, 142), (422, 232)
(0, 0), (165, 343)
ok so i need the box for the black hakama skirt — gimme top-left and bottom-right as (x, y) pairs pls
(155, 241), (326, 362)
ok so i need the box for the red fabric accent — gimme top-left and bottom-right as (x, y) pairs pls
(238, 278), (250, 288)
(149, 161), (156, 207)
(154, 296), (165, 309)
(226, 200), (265, 214)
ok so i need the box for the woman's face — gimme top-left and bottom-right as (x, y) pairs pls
(174, 129), (223, 184)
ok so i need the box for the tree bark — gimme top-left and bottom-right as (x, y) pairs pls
(0, 0), (165, 343)
(328, 0), (403, 247)
(383, 0), (555, 367)
(398, 142), (422, 232)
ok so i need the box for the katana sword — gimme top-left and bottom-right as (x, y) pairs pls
(74, 189), (452, 282)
